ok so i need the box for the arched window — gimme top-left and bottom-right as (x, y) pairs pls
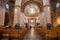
(56, 3), (60, 8)
(5, 4), (9, 9)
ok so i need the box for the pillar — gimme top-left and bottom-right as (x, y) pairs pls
(40, 12), (44, 26)
(13, 0), (22, 26)
(43, 0), (51, 27)
(0, 6), (5, 26)
(0, 0), (9, 26)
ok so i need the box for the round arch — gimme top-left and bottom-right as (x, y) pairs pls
(4, 0), (15, 26)
(21, 1), (43, 12)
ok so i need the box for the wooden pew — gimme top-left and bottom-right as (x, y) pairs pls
(35, 27), (59, 40)
(57, 27), (60, 39)
(42, 27), (60, 40)
(9, 27), (29, 40)
(0, 26), (29, 40)
(0, 26), (9, 39)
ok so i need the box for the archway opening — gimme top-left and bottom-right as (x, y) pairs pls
(4, 12), (9, 26)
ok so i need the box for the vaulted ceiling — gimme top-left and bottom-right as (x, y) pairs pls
(21, 0), (43, 12)
(50, 0), (60, 13)
(0, 0), (60, 13)
(0, 0), (15, 6)
(0, 0), (8, 6)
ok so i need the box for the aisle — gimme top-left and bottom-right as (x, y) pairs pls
(23, 28), (42, 40)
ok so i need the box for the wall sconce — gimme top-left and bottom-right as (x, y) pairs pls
(57, 17), (60, 25)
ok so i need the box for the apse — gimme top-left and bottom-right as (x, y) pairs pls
(24, 3), (40, 16)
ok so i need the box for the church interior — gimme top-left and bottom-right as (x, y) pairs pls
(0, 0), (60, 40)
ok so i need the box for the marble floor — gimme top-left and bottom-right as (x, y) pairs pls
(23, 28), (42, 40)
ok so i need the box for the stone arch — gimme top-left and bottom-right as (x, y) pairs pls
(21, 0), (43, 12)
(4, 0), (15, 26)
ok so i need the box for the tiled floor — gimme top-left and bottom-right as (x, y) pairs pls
(23, 28), (42, 40)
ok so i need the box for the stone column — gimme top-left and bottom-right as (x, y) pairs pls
(13, 0), (22, 26)
(43, 0), (51, 27)
(0, 0), (9, 26)
(0, 6), (5, 26)
(40, 12), (44, 26)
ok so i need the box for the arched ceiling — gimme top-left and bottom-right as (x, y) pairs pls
(0, 0), (15, 6)
(50, 0), (60, 13)
(0, 0), (9, 6)
(24, 3), (40, 17)
(21, 0), (43, 12)
(22, 0), (43, 5)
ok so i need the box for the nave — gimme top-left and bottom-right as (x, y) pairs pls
(0, 0), (60, 40)
(0, 27), (43, 40)
(23, 28), (42, 40)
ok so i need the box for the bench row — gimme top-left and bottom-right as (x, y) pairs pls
(0, 27), (29, 40)
(35, 27), (60, 40)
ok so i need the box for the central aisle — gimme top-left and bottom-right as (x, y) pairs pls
(23, 28), (42, 40)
